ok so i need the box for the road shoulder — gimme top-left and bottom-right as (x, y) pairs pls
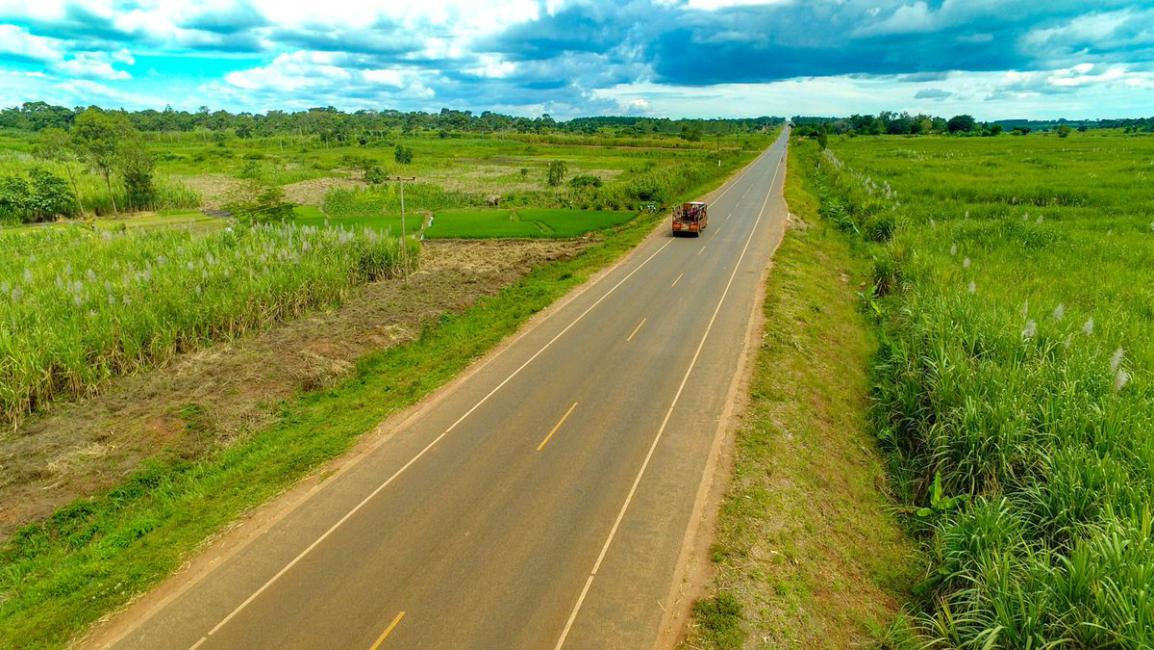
(680, 140), (919, 648)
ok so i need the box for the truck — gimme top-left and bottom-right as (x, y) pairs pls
(672, 201), (708, 236)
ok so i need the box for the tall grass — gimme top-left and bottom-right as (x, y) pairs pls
(0, 223), (417, 422)
(798, 133), (1154, 647)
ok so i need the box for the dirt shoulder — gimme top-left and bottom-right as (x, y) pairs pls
(0, 239), (585, 542)
(681, 143), (919, 648)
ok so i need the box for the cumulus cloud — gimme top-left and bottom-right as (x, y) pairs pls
(0, 24), (63, 62)
(54, 50), (134, 80)
(221, 50), (435, 108)
(0, 0), (1152, 116)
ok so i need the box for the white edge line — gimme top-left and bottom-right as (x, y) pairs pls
(198, 237), (676, 643)
(553, 150), (783, 650)
(181, 141), (774, 648)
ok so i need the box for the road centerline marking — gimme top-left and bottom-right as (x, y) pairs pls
(553, 145), (784, 650)
(671, 273), (684, 288)
(626, 318), (647, 343)
(195, 237), (676, 644)
(697, 244), (707, 256)
(369, 611), (405, 649)
(537, 402), (579, 451)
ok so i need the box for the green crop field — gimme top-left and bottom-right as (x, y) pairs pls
(425, 207), (634, 238)
(798, 132), (1154, 646)
(0, 223), (415, 423)
(0, 118), (771, 423)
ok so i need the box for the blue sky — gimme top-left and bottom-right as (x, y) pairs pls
(1, 0), (1153, 119)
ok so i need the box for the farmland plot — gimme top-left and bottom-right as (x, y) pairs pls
(806, 133), (1154, 647)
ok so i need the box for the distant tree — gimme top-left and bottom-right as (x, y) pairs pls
(546, 160), (568, 187)
(988, 124), (1004, 136)
(72, 108), (133, 214)
(393, 144), (413, 165)
(224, 181), (296, 225)
(947, 114), (976, 133)
(931, 117), (949, 133)
(119, 144), (156, 210)
(35, 127), (88, 217)
(1057, 124), (1072, 138)
(235, 124), (253, 139)
(679, 125), (702, 141)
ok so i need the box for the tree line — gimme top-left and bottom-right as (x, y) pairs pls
(792, 111), (1154, 138)
(1, 101), (781, 141)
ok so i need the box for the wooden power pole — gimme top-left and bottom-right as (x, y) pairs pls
(386, 176), (417, 267)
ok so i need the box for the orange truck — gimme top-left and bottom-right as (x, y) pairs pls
(672, 201), (708, 236)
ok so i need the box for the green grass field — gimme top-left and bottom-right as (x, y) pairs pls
(0, 138), (768, 647)
(800, 131), (1154, 646)
(0, 129), (771, 226)
(292, 205), (420, 236)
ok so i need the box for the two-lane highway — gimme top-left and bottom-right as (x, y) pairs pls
(98, 129), (790, 650)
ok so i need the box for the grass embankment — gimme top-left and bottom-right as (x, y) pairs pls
(815, 133), (1154, 646)
(686, 141), (917, 648)
(0, 142), (767, 649)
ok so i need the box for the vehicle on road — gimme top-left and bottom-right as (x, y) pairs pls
(672, 201), (708, 236)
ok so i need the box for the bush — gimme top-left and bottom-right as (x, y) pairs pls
(27, 169), (77, 220)
(0, 170), (77, 222)
(568, 174), (602, 189)
(224, 182), (296, 225)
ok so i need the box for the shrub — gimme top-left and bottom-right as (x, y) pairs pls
(224, 182), (296, 225)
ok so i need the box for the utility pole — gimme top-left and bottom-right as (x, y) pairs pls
(386, 176), (417, 269)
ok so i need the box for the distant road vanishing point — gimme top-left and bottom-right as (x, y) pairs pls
(98, 129), (790, 650)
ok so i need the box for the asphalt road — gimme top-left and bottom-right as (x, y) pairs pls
(103, 129), (790, 650)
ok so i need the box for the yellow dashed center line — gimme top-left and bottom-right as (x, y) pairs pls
(537, 402), (579, 451)
(370, 611), (405, 650)
(697, 244), (707, 256)
(626, 317), (647, 342)
(671, 272), (684, 288)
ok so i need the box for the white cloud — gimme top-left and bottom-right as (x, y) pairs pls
(222, 50), (435, 105)
(0, 24), (64, 62)
(54, 52), (133, 80)
(855, 2), (936, 37)
(593, 65), (1154, 119)
(686, 0), (794, 10)
(464, 54), (518, 79)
